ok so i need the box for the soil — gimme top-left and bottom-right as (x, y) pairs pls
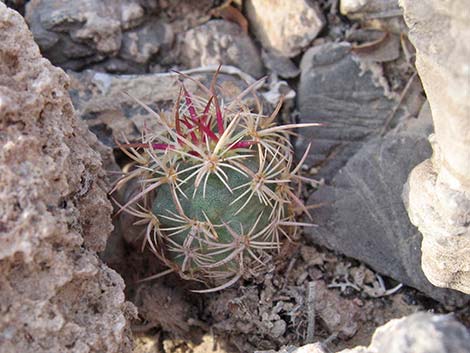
(107, 207), (470, 353)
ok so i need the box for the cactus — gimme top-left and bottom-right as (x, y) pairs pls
(114, 70), (315, 292)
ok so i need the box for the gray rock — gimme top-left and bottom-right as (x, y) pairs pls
(296, 42), (400, 182)
(340, 312), (470, 353)
(25, 0), (123, 69)
(37, 0), (122, 53)
(25, 8), (102, 69)
(341, 0), (402, 19)
(152, 0), (213, 34)
(265, 313), (470, 353)
(23, 0), (183, 73)
(120, 20), (174, 64)
(304, 112), (469, 305)
(246, 0), (325, 58)
(177, 20), (264, 78)
(256, 343), (326, 353)
(120, 2), (145, 30)
(261, 50), (300, 79)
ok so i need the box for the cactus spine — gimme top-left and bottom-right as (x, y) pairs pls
(115, 70), (314, 292)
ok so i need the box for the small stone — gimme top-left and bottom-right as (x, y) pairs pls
(120, 2), (145, 30)
(340, 0), (407, 33)
(177, 20), (264, 78)
(72, 13), (122, 54)
(267, 313), (470, 353)
(314, 282), (362, 339)
(120, 21), (174, 64)
(341, 0), (401, 19)
(255, 344), (327, 353)
(25, 0), (123, 64)
(246, 0), (325, 57)
(340, 313), (470, 353)
(270, 320), (287, 338)
(261, 50), (300, 78)
(300, 246), (324, 266)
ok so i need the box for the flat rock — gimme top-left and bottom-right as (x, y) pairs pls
(177, 20), (264, 78)
(0, 4), (133, 352)
(246, 0), (325, 58)
(296, 42), (400, 182)
(304, 112), (469, 305)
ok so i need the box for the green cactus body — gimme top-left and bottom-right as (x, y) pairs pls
(152, 157), (275, 278)
(116, 70), (315, 292)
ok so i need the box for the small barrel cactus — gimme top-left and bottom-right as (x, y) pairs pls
(115, 70), (315, 292)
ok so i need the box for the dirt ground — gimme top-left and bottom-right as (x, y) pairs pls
(105, 179), (470, 353)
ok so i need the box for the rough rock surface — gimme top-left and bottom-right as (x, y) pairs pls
(26, 0), (124, 68)
(177, 20), (264, 78)
(24, 0), (203, 73)
(246, 0), (325, 58)
(0, 4), (133, 352)
(260, 312), (470, 353)
(304, 105), (469, 306)
(296, 42), (401, 182)
(400, 0), (470, 294)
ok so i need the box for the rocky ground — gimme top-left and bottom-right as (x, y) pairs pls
(1, 1), (469, 353)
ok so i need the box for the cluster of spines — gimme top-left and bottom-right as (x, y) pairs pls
(113, 69), (316, 292)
